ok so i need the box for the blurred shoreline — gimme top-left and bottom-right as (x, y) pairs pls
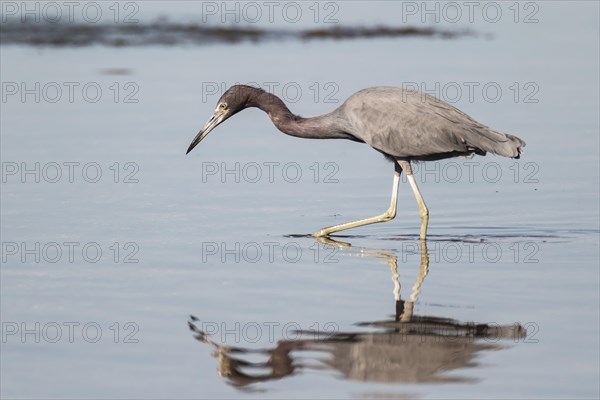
(0, 22), (476, 47)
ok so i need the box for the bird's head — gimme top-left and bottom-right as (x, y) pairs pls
(186, 85), (263, 154)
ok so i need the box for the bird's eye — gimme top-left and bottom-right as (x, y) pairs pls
(219, 103), (228, 111)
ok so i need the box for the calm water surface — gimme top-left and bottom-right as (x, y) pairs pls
(1, 2), (598, 399)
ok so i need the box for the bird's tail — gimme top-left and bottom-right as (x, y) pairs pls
(470, 128), (526, 159)
(492, 132), (526, 159)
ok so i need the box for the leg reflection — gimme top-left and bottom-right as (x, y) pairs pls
(315, 236), (429, 322)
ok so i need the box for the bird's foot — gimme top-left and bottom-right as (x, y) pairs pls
(314, 235), (352, 248)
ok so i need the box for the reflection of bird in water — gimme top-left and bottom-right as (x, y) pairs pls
(186, 85), (525, 239)
(189, 239), (526, 388)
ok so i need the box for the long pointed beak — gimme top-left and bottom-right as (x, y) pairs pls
(186, 112), (226, 154)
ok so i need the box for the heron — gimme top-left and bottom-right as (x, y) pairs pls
(186, 85), (525, 239)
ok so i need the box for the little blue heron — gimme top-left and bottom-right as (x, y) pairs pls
(186, 85), (525, 239)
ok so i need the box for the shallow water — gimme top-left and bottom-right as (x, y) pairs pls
(1, 2), (599, 399)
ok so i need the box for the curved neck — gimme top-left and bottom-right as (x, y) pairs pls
(247, 89), (355, 140)
(247, 89), (293, 117)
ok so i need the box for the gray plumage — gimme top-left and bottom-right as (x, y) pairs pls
(340, 87), (525, 160)
(186, 84), (526, 238)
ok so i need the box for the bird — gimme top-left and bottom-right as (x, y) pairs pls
(186, 85), (525, 239)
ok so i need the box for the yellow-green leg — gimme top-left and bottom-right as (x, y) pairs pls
(313, 160), (430, 239)
(313, 163), (402, 237)
(398, 160), (429, 240)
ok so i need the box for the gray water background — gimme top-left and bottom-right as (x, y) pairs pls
(1, 1), (599, 398)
